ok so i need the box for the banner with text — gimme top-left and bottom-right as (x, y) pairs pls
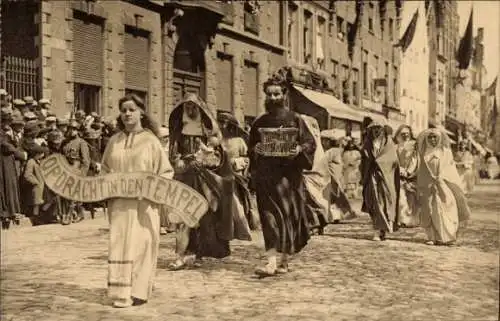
(40, 154), (209, 228)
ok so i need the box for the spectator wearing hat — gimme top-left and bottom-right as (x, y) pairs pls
(38, 98), (51, 119)
(45, 114), (58, 131)
(23, 111), (38, 123)
(61, 119), (90, 224)
(74, 109), (86, 131)
(20, 144), (49, 226)
(20, 122), (41, 157)
(13, 99), (27, 114)
(57, 117), (69, 134)
(23, 96), (36, 111)
(1, 107), (27, 229)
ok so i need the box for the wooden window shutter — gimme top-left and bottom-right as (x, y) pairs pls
(215, 53), (233, 112)
(73, 15), (104, 86)
(124, 27), (150, 92)
(243, 61), (258, 117)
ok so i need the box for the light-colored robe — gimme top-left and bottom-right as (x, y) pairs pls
(102, 130), (172, 301)
(417, 147), (471, 243)
(396, 140), (419, 227)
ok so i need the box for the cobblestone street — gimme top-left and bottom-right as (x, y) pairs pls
(1, 182), (499, 321)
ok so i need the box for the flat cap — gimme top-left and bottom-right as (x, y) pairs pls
(0, 89), (7, 95)
(13, 99), (26, 106)
(23, 111), (38, 121)
(23, 96), (35, 104)
(39, 98), (51, 105)
(46, 115), (57, 122)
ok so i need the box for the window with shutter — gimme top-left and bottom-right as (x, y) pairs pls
(243, 60), (258, 118)
(215, 53), (233, 112)
(73, 13), (104, 86)
(124, 26), (150, 94)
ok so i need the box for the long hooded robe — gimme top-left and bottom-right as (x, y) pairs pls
(416, 129), (471, 243)
(394, 125), (419, 227)
(361, 123), (400, 233)
(102, 129), (171, 302)
(454, 144), (475, 195)
(169, 94), (251, 260)
(300, 115), (334, 230)
(248, 109), (315, 254)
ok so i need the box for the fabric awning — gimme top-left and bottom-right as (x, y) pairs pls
(292, 85), (365, 122)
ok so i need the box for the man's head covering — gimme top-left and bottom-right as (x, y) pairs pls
(1, 107), (12, 121)
(13, 99), (26, 107)
(23, 96), (35, 105)
(39, 98), (50, 105)
(68, 119), (80, 129)
(0, 89), (7, 96)
(11, 112), (25, 126)
(46, 115), (57, 122)
(23, 121), (40, 137)
(57, 118), (69, 126)
(74, 110), (86, 119)
(23, 111), (38, 122)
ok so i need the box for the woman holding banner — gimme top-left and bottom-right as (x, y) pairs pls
(101, 94), (172, 308)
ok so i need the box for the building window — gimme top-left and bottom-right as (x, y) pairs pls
(215, 53), (233, 112)
(368, 2), (374, 33)
(243, 60), (259, 119)
(303, 10), (313, 64)
(389, 18), (394, 40)
(287, 2), (298, 59)
(352, 68), (359, 105)
(74, 83), (101, 115)
(124, 26), (150, 104)
(363, 61), (368, 96)
(331, 59), (339, 97)
(336, 16), (344, 41)
(316, 16), (326, 69)
(244, 1), (260, 35)
(393, 66), (398, 107)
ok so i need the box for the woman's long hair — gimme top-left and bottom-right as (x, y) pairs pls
(116, 94), (160, 137)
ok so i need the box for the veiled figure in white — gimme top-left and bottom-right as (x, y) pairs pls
(416, 128), (471, 246)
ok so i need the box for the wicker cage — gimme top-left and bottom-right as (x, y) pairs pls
(257, 127), (299, 157)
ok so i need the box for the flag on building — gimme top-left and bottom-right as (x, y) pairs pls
(456, 8), (474, 70)
(347, 0), (363, 61)
(395, 9), (419, 53)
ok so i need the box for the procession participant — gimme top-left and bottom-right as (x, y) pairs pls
(322, 134), (357, 224)
(394, 124), (419, 228)
(454, 139), (475, 196)
(301, 115), (335, 235)
(248, 73), (316, 276)
(21, 144), (49, 226)
(217, 111), (259, 231)
(61, 119), (90, 224)
(360, 120), (400, 241)
(342, 137), (362, 199)
(158, 125), (175, 235)
(416, 128), (471, 246)
(1, 108), (27, 229)
(101, 94), (172, 308)
(168, 93), (250, 270)
(485, 151), (499, 179)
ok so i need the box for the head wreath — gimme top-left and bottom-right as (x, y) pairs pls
(263, 68), (290, 93)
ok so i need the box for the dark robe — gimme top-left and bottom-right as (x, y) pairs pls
(361, 137), (400, 232)
(248, 109), (316, 254)
(0, 130), (25, 218)
(169, 94), (250, 259)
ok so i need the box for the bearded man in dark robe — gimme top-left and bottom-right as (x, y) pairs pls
(248, 73), (316, 277)
(168, 93), (251, 270)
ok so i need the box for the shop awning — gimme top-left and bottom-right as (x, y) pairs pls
(292, 86), (365, 122)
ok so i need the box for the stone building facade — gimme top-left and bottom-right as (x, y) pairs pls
(283, 0), (404, 136)
(3, 0), (285, 126)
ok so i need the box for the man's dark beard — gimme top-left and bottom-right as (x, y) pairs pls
(264, 99), (285, 113)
